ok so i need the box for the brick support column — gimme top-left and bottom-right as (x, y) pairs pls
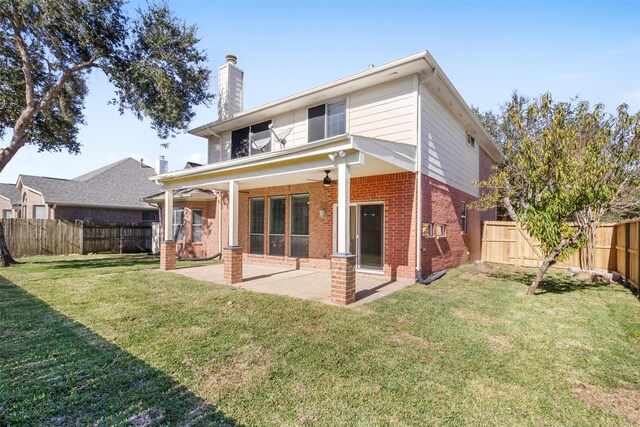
(331, 254), (357, 305)
(160, 241), (176, 271)
(223, 246), (243, 284)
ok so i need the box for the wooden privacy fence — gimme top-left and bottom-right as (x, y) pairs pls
(482, 220), (640, 289)
(1, 219), (152, 258)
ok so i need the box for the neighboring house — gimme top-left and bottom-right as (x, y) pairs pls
(0, 183), (21, 219)
(17, 158), (161, 223)
(149, 51), (502, 305)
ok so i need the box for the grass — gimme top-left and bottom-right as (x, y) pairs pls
(1, 254), (640, 425)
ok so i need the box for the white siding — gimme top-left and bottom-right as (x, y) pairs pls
(349, 77), (416, 145)
(207, 137), (221, 163)
(421, 85), (479, 196)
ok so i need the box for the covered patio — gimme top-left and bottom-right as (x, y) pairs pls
(169, 262), (416, 306)
(152, 135), (417, 305)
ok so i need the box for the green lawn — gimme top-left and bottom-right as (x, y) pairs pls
(1, 254), (640, 426)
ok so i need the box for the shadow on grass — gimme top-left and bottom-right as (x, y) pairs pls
(24, 254), (159, 270)
(0, 277), (235, 426)
(488, 269), (616, 295)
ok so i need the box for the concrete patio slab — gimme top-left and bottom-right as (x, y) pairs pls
(167, 263), (415, 306)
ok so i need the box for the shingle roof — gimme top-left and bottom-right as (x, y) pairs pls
(18, 158), (161, 210)
(0, 183), (20, 205)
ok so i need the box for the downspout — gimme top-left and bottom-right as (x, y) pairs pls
(415, 66), (438, 279)
(217, 191), (222, 253)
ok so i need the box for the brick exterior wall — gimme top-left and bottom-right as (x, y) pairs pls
(237, 171), (418, 279)
(157, 164), (497, 279)
(53, 206), (156, 223)
(419, 147), (496, 275)
(158, 196), (228, 259)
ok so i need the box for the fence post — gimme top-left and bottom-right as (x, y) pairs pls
(515, 222), (521, 267)
(625, 223), (631, 286)
(79, 222), (84, 255)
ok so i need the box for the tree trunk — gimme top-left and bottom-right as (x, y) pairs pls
(527, 241), (570, 295)
(0, 222), (18, 266)
(527, 254), (555, 295)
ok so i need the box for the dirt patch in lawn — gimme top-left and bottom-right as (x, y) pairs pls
(487, 335), (513, 351)
(197, 344), (271, 400)
(390, 331), (435, 348)
(572, 381), (640, 424)
(453, 308), (499, 326)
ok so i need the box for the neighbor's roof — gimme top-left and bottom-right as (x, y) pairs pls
(17, 158), (160, 210)
(0, 183), (20, 206)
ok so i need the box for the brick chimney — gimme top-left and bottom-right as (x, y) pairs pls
(218, 54), (244, 120)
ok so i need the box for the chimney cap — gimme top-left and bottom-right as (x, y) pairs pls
(225, 54), (237, 65)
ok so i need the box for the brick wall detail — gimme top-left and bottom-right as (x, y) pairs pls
(159, 195), (228, 259)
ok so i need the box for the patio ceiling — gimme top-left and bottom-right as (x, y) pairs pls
(153, 135), (417, 191)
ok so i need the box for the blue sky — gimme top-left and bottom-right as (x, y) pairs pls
(2, 0), (639, 183)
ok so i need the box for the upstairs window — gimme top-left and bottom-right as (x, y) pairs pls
(231, 120), (272, 159)
(308, 100), (346, 143)
(466, 133), (475, 148)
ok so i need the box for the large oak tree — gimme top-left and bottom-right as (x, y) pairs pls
(0, 0), (212, 265)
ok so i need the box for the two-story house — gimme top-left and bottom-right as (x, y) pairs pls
(150, 51), (501, 305)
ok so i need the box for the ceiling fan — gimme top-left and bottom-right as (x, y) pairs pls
(307, 170), (335, 187)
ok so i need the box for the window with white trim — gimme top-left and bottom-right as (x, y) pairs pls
(466, 133), (475, 148)
(249, 197), (264, 254)
(290, 194), (309, 258)
(436, 224), (447, 237)
(172, 208), (184, 242)
(33, 205), (45, 219)
(192, 208), (202, 243)
(308, 100), (346, 142)
(231, 120), (272, 159)
(268, 196), (285, 256)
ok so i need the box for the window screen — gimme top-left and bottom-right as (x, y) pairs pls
(172, 208), (184, 242)
(290, 194), (309, 258)
(33, 205), (45, 219)
(249, 120), (272, 155)
(327, 100), (346, 137)
(250, 198), (264, 254)
(192, 208), (202, 243)
(231, 126), (250, 159)
(269, 196), (285, 256)
(308, 104), (326, 142)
